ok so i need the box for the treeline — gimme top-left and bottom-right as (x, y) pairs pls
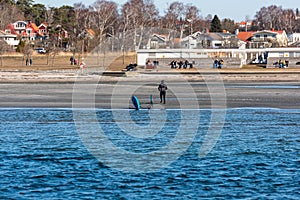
(1, 0), (300, 52)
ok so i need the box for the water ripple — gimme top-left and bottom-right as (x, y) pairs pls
(0, 108), (299, 199)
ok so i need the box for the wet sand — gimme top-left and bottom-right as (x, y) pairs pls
(0, 69), (299, 109)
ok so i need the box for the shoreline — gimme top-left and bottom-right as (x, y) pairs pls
(1, 68), (299, 109)
(1, 68), (300, 83)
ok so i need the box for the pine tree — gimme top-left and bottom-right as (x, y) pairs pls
(210, 15), (222, 32)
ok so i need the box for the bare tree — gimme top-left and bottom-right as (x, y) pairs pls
(73, 3), (90, 62)
(0, 40), (11, 66)
(90, 0), (118, 48)
(255, 5), (283, 30)
(185, 4), (201, 35)
(120, 0), (158, 50)
(0, 1), (24, 29)
(280, 9), (296, 33)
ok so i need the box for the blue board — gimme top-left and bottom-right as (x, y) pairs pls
(131, 96), (140, 110)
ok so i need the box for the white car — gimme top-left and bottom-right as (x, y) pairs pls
(35, 48), (46, 54)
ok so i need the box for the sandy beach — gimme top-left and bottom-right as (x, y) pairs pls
(0, 68), (299, 109)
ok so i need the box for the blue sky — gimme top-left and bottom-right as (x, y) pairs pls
(34, 0), (300, 21)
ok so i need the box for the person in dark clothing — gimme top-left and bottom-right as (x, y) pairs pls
(218, 59), (224, 69)
(158, 80), (167, 104)
(125, 63), (137, 71)
(178, 60), (183, 69)
(170, 60), (177, 69)
(213, 59), (218, 68)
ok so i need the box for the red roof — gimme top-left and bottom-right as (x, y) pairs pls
(5, 23), (17, 34)
(26, 21), (39, 33)
(237, 31), (254, 42)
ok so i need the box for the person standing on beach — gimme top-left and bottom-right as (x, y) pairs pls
(158, 80), (167, 104)
(80, 58), (87, 73)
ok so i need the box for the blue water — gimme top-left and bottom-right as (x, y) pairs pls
(0, 108), (299, 199)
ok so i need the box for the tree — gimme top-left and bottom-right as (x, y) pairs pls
(184, 4), (202, 35)
(162, 2), (185, 31)
(254, 5), (300, 32)
(52, 6), (75, 32)
(280, 9), (296, 33)
(120, 0), (159, 50)
(221, 18), (238, 33)
(72, 3), (90, 58)
(31, 4), (47, 25)
(0, 1), (24, 29)
(16, 0), (34, 19)
(0, 40), (11, 66)
(89, 0), (118, 54)
(255, 5), (283, 30)
(210, 15), (222, 32)
(296, 8), (300, 32)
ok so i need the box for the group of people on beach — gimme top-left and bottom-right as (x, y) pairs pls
(273, 59), (289, 68)
(70, 56), (87, 73)
(278, 59), (289, 68)
(169, 59), (193, 69)
(69, 56), (78, 65)
(213, 59), (224, 69)
(145, 59), (159, 69)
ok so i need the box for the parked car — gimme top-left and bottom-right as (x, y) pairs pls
(35, 47), (46, 54)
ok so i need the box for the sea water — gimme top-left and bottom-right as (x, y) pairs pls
(0, 108), (299, 199)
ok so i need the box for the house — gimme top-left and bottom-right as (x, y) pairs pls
(238, 21), (253, 31)
(12, 21), (27, 35)
(22, 20), (41, 41)
(237, 31), (254, 42)
(4, 20), (49, 41)
(252, 30), (288, 48)
(180, 32), (200, 49)
(38, 22), (49, 39)
(147, 34), (181, 49)
(0, 30), (19, 49)
(87, 29), (95, 39)
(181, 31), (239, 49)
(287, 33), (300, 46)
(181, 31), (222, 49)
(148, 34), (167, 49)
(237, 30), (288, 48)
(237, 31), (255, 49)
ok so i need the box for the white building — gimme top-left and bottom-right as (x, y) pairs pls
(0, 30), (19, 48)
(288, 33), (300, 46)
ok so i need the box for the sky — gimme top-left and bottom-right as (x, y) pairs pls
(34, 0), (300, 22)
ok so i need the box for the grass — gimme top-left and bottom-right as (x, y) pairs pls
(1, 52), (299, 72)
(0, 51), (137, 71)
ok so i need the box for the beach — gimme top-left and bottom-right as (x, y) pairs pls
(0, 68), (299, 109)
(1, 67), (299, 199)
